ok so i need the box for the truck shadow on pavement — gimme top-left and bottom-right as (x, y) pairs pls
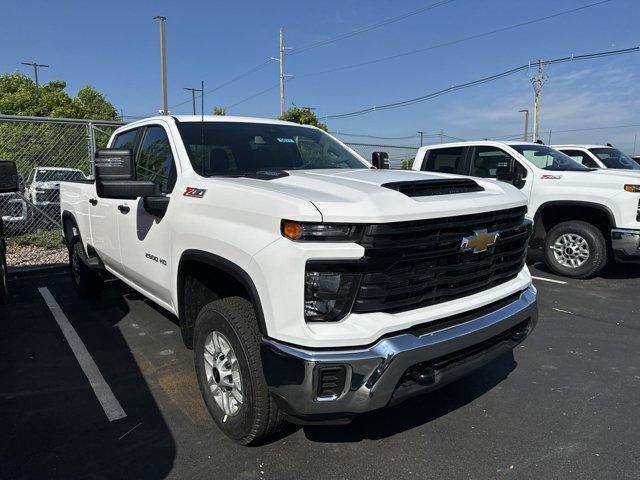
(303, 352), (516, 443)
(0, 272), (176, 480)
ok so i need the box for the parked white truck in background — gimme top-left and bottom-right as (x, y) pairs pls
(552, 144), (640, 171)
(412, 141), (640, 278)
(60, 116), (537, 444)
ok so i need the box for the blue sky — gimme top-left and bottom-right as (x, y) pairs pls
(1, 0), (639, 152)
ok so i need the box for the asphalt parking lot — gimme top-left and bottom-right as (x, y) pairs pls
(1, 261), (639, 480)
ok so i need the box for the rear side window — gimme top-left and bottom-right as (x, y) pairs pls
(421, 147), (465, 174)
(560, 149), (599, 168)
(137, 126), (177, 194)
(112, 129), (139, 150)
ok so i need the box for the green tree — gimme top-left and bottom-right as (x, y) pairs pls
(212, 106), (226, 115)
(0, 72), (117, 120)
(280, 106), (327, 131)
(0, 72), (119, 177)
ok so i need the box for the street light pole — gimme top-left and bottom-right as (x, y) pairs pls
(183, 87), (203, 115)
(154, 16), (169, 115)
(417, 130), (426, 146)
(21, 61), (49, 91)
(518, 109), (529, 141)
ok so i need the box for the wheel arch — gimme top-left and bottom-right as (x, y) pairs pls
(177, 250), (268, 348)
(532, 201), (614, 247)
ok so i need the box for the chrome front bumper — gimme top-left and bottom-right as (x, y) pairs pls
(611, 229), (640, 263)
(261, 285), (537, 423)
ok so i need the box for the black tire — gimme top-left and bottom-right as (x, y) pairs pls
(194, 297), (285, 445)
(69, 237), (103, 298)
(543, 220), (608, 279)
(0, 238), (9, 305)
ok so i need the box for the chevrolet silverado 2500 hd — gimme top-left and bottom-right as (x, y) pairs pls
(60, 116), (537, 444)
(412, 141), (640, 278)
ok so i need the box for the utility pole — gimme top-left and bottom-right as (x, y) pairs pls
(518, 109), (529, 141)
(21, 61), (49, 91)
(531, 59), (546, 143)
(272, 28), (292, 117)
(417, 130), (426, 146)
(183, 86), (203, 115)
(439, 129), (444, 144)
(154, 16), (169, 115)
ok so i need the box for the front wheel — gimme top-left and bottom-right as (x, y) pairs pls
(543, 221), (608, 278)
(193, 297), (285, 445)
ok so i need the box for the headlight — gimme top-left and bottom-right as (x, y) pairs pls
(304, 265), (361, 322)
(624, 184), (640, 192)
(282, 220), (364, 242)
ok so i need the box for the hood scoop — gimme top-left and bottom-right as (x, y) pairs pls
(382, 178), (484, 197)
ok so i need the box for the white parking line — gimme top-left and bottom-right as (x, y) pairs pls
(38, 287), (127, 422)
(531, 275), (567, 285)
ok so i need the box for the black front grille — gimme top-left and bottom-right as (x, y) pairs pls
(382, 179), (484, 197)
(36, 189), (59, 203)
(353, 206), (530, 313)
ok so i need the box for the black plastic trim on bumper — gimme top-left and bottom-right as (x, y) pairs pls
(260, 285), (537, 422)
(611, 228), (640, 263)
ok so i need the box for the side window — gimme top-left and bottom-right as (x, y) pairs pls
(112, 129), (139, 150)
(470, 146), (516, 178)
(422, 147), (465, 174)
(137, 126), (177, 194)
(560, 149), (598, 168)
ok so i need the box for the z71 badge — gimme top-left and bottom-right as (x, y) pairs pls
(184, 187), (207, 198)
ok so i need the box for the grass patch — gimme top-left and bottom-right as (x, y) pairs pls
(7, 229), (64, 249)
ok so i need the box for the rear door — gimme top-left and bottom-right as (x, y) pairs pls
(88, 128), (141, 272)
(116, 124), (178, 305)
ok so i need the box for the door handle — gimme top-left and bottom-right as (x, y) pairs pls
(89, 198), (98, 206)
(117, 205), (130, 214)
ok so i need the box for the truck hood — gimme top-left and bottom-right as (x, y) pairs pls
(220, 169), (527, 223)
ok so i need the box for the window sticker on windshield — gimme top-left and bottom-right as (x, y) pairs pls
(184, 187), (207, 198)
(276, 137), (295, 143)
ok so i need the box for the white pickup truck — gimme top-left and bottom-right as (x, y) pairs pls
(552, 144), (640, 171)
(412, 141), (640, 278)
(60, 116), (537, 444)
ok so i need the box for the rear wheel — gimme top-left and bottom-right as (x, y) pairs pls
(543, 221), (607, 278)
(69, 237), (103, 298)
(193, 297), (285, 445)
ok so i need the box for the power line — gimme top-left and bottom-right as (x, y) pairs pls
(297, 0), (611, 79)
(489, 123), (640, 140)
(289, 0), (457, 56)
(322, 46), (640, 120)
(169, 60), (274, 110)
(225, 83), (280, 110)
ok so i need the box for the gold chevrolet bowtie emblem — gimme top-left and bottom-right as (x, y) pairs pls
(460, 229), (500, 253)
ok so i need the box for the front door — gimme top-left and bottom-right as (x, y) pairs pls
(117, 124), (178, 306)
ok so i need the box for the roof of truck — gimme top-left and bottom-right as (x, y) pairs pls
(126, 115), (315, 129)
(551, 144), (609, 149)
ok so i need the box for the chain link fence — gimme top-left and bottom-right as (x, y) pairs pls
(0, 115), (124, 268)
(344, 142), (419, 169)
(0, 116), (419, 269)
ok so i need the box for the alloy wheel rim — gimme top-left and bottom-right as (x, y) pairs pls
(203, 331), (243, 416)
(551, 233), (590, 268)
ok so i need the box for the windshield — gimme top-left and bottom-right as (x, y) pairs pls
(35, 170), (86, 182)
(510, 144), (589, 171)
(176, 121), (368, 176)
(589, 147), (640, 170)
